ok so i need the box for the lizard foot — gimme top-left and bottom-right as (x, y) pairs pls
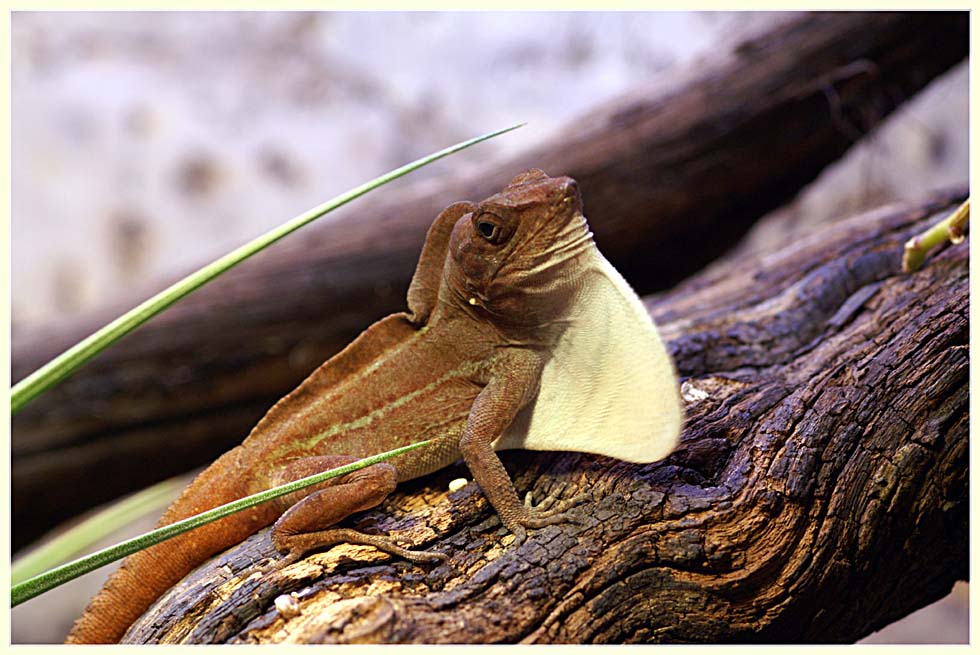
(251, 547), (304, 578)
(523, 492), (590, 527)
(506, 492), (591, 545)
(524, 491), (590, 514)
(273, 527), (448, 565)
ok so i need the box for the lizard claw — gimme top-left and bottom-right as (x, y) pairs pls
(278, 549), (304, 567)
(509, 524), (528, 547)
(252, 547), (303, 577)
(526, 491), (590, 519)
(505, 492), (591, 540)
(407, 549), (450, 564)
(522, 509), (581, 530)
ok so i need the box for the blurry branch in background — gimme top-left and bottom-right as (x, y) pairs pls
(11, 11), (968, 552)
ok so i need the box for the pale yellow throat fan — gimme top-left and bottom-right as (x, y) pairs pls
(495, 238), (684, 464)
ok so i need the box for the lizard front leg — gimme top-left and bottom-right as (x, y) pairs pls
(265, 455), (446, 564)
(460, 348), (583, 546)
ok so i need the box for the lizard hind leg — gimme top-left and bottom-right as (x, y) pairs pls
(267, 455), (447, 565)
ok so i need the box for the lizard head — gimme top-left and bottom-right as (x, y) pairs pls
(446, 169), (593, 325)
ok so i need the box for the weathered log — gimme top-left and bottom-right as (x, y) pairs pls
(12, 10), (968, 550)
(123, 189), (968, 643)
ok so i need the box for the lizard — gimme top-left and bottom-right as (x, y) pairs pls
(65, 169), (683, 644)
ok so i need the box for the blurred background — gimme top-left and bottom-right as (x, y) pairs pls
(10, 11), (968, 643)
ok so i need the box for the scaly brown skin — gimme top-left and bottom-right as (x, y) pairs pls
(66, 169), (597, 644)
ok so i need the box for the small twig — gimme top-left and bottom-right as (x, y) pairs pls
(902, 199), (970, 273)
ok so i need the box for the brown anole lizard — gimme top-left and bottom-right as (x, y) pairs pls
(66, 169), (683, 643)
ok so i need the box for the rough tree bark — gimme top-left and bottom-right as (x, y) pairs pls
(12, 11), (969, 550)
(124, 189), (968, 644)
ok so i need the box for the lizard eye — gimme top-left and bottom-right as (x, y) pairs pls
(473, 212), (508, 245)
(477, 220), (497, 239)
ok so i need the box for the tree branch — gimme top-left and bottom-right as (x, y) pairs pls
(125, 189), (968, 644)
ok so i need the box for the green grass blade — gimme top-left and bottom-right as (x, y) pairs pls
(11, 476), (184, 585)
(11, 124), (523, 414)
(11, 439), (431, 606)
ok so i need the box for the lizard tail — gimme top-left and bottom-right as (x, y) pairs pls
(65, 447), (278, 644)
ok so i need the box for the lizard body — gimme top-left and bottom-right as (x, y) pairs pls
(66, 169), (682, 643)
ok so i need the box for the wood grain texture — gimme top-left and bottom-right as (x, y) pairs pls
(124, 189), (968, 644)
(11, 11), (968, 550)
